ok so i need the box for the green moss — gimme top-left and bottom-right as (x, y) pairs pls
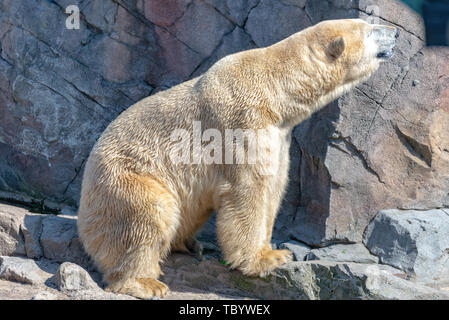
(0, 198), (60, 215)
(219, 259), (232, 267)
(260, 274), (272, 283)
(231, 275), (257, 292)
(277, 276), (288, 287)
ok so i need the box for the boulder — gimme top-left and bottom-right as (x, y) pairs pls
(54, 262), (137, 300)
(0, 256), (46, 285)
(0, 203), (26, 256)
(1, 202), (89, 266)
(54, 262), (100, 292)
(21, 214), (44, 259)
(306, 243), (379, 264)
(364, 209), (449, 282)
(39, 215), (89, 266)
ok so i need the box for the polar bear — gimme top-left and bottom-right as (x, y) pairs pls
(77, 19), (398, 299)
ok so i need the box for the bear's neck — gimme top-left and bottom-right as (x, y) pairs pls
(263, 39), (351, 128)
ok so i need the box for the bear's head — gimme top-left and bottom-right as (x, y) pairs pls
(264, 19), (399, 125)
(308, 18), (399, 85)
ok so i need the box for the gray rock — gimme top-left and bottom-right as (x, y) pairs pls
(305, 0), (359, 23)
(162, 253), (449, 300)
(281, 0), (307, 8)
(1, 202), (89, 265)
(245, 0), (312, 47)
(192, 26), (256, 77)
(80, 0), (118, 33)
(306, 243), (379, 264)
(172, 0), (235, 57)
(223, 261), (449, 300)
(0, 256), (46, 285)
(197, 212), (217, 242)
(204, 0), (260, 26)
(364, 209), (449, 282)
(54, 262), (99, 292)
(21, 214), (43, 259)
(173, 0), (233, 57)
(279, 241), (311, 261)
(54, 262), (137, 300)
(39, 215), (89, 266)
(0, 203), (26, 256)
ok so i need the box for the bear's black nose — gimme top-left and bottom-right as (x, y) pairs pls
(395, 28), (400, 39)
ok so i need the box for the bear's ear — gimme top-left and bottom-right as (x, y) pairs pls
(327, 36), (345, 59)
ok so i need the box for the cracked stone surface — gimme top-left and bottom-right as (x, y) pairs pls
(0, 0), (449, 249)
(306, 243), (379, 264)
(1, 250), (449, 300)
(1, 201), (448, 300)
(364, 209), (449, 283)
(276, 0), (449, 246)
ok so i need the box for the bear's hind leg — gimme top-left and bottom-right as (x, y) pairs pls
(104, 244), (169, 299)
(88, 174), (179, 299)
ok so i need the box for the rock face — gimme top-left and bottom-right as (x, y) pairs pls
(0, 1), (449, 248)
(279, 0), (449, 246)
(364, 209), (449, 282)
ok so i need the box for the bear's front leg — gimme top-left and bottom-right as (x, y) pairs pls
(216, 172), (292, 277)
